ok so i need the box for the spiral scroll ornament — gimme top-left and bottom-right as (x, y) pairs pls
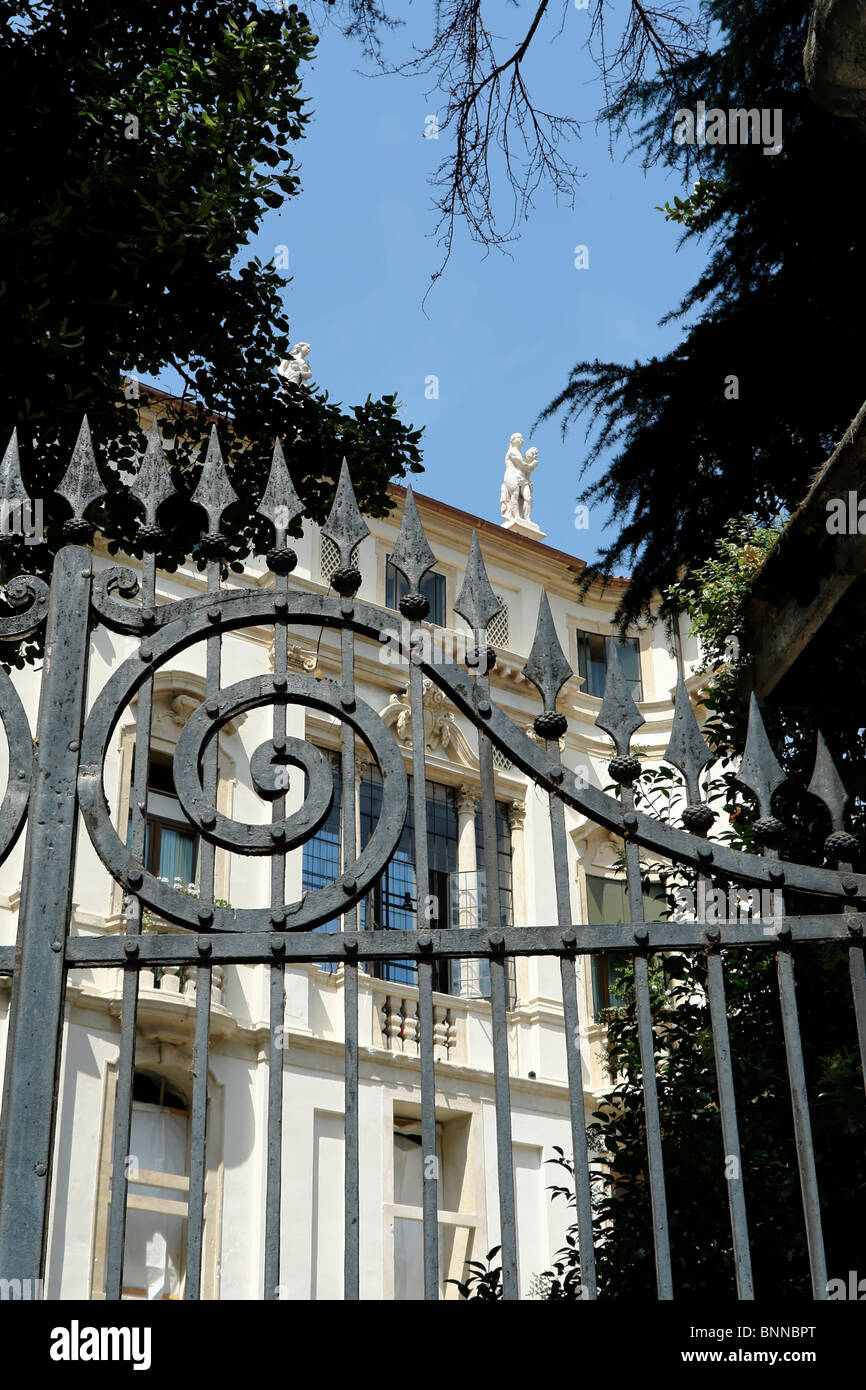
(78, 618), (408, 932)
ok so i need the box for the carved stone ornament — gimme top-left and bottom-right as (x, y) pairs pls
(382, 680), (478, 765)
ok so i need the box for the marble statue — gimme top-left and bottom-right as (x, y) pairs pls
(277, 342), (312, 390)
(500, 432), (540, 528)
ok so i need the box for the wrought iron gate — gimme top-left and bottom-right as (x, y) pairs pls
(0, 418), (863, 1300)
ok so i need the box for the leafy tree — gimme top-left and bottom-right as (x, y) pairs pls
(540, 0), (866, 626)
(0, 0), (423, 620)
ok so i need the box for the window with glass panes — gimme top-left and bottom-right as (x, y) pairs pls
(575, 631), (643, 702)
(385, 555), (446, 627)
(301, 754), (513, 998)
(127, 754), (199, 887)
(584, 873), (666, 1014)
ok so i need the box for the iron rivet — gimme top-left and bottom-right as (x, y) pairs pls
(842, 875), (859, 896)
(273, 738), (287, 754)
(200, 810), (216, 830)
(139, 647), (152, 663)
(197, 908), (213, 927)
(489, 932), (504, 951)
(561, 929), (577, 948)
(68, 740), (79, 752)
(697, 844), (713, 862)
(341, 694), (356, 712)
(198, 936), (212, 953)
(271, 937), (286, 954)
(138, 800), (146, 812)
(549, 766), (564, 783)
(418, 934), (432, 951)
(273, 675), (287, 691)
(34, 1162), (47, 1177)
(769, 865), (784, 883)
(271, 826), (286, 843)
(206, 700), (220, 718)
(128, 870), (143, 888)
(623, 812), (637, 831)
(343, 878), (357, 894)
(705, 925), (721, 943)
(344, 938), (358, 955)
(478, 701), (492, 718)
(50, 940), (62, 953)
(16, 769), (24, 779)
(80, 568), (91, 579)
(124, 940), (139, 957)
(634, 926), (649, 945)
(847, 917), (863, 937)
(274, 594), (287, 612)
(207, 606), (221, 622)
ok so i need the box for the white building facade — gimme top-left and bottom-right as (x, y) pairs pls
(0, 468), (700, 1300)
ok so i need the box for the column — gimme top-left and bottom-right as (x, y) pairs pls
(455, 784), (479, 995)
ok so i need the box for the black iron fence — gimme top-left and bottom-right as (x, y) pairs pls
(0, 419), (862, 1300)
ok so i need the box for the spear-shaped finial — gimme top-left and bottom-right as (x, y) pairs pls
(454, 531), (501, 635)
(454, 531), (501, 675)
(190, 426), (238, 557)
(665, 675), (715, 832)
(0, 430), (30, 505)
(523, 591), (571, 741)
(390, 485), (436, 620)
(596, 639), (645, 785)
(129, 422), (176, 552)
(735, 693), (786, 847)
(56, 416), (105, 542)
(321, 459), (369, 596)
(808, 731), (858, 865)
(0, 430), (32, 551)
(258, 438), (304, 574)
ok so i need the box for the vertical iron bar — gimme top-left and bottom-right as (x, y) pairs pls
(0, 547), (92, 1286)
(340, 613), (359, 1299)
(408, 657), (439, 1299)
(343, 956), (359, 1299)
(776, 943), (828, 1298)
(184, 557), (220, 1299)
(476, 637), (518, 1300)
(264, 568), (288, 1299)
(104, 552), (156, 1299)
(849, 940), (866, 1102)
(696, 874), (754, 1299)
(620, 780), (673, 1299)
(548, 767), (596, 1299)
(758, 846), (827, 1299)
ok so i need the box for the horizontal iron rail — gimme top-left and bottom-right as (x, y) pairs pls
(59, 915), (864, 968)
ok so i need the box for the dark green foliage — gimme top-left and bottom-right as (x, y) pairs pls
(0, 0), (423, 654)
(540, 0), (866, 627)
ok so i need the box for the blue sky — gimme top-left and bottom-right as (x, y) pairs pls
(152, 4), (709, 567)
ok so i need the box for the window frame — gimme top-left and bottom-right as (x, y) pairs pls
(575, 630), (643, 703)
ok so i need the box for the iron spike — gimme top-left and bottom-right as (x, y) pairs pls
(389, 485), (436, 595)
(321, 458), (369, 569)
(56, 416), (105, 522)
(0, 430), (30, 503)
(735, 692), (786, 819)
(454, 531), (502, 634)
(523, 590), (572, 715)
(807, 731), (848, 832)
(190, 425), (238, 534)
(595, 638), (644, 757)
(258, 438), (303, 545)
(665, 674), (713, 807)
(129, 421), (176, 528)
